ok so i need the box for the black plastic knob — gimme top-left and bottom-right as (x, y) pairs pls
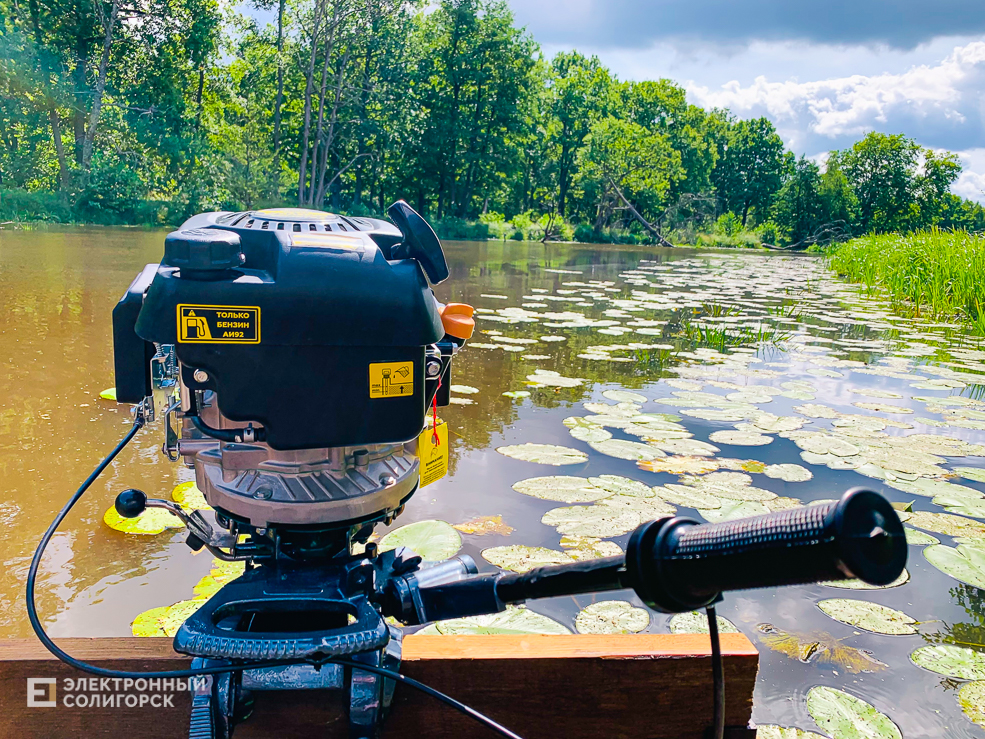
(163, 228), (244, 274)
(115, 489), (147, 518)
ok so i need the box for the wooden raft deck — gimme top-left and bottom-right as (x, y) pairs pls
(0, 634), (759, 738)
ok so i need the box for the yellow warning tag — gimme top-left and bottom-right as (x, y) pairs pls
(177, 305), (260, 344)
(368, 361), (414, 398)
(419, 420), (448, 488)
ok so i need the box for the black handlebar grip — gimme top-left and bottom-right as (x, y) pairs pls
(625, 488), (906, 613)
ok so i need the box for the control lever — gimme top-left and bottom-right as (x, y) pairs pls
(114, 489), (239, 557)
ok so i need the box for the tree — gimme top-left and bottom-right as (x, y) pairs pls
(712, 117), (789, 226)
(771, 156), (824, 245)
(577, 116), (682, 242)
(840, 132), (922, 233)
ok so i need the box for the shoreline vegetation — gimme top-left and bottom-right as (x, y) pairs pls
(827, 230), (985, 336)
(4, 1), (985, 249)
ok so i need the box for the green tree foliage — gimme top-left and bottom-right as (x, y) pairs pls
(712, 117), (790, 226)
(0, 0), (982, 240)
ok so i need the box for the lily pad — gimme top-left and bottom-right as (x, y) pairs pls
(575, 600), (650, 634)
(639, 456), (721, 475)
(542, 505), (641, 537)
(496, 443), (589, 466)
(709, 430), (773, 446)
(657, 484), (723, 509)
(588, 439), (666, 461)
(429, 605), (571, 635)
(852, 402), (914, 414)
(103, 506), (184, 535)
(764, 464), (813, 482)
(502, 391), (531, 398)
(760, 625), (886, 673)
(648, 438), (720, 456)
(756, 727), (826, 739)
(450, 385), (479, 394)
(481, 545), (574, 573)
(132, 599), (205, 638)
(669, 610), (739, 635)
(955, 467), (985, 483)
(378, 520), (462, 561)
(598, 494), (676, 519)
(907, 510), (985, 539)
(512, 476), (611, 503)
(904, 527), (939, 546)
(99, 387), (117, 401)
(171, 481), (210, 510)
(806, 686), (901, 739)
(910, 644), (985, 679)
(959, 681), (985, 728)
(526, 370), (583, 388)
(821, 569), (910, 590)
(817, 599), (917, 635)
(923, 543), (985, 588)
(453, 515), (514, 536)
(602, 389), (647, 404)
(698, 500), (769, 522)
(588, 475), (654, 498)
(569, 424), (613, 443)
(561, 536), (624, 561)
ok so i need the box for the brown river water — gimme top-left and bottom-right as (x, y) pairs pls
(1, 227), (984, 736)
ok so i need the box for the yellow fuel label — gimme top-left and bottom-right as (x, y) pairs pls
(418, 420), (448, 487)
(177, 304), (260, 344)
(368, 361), (414, 398)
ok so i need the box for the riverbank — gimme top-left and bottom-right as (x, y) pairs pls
(0, 190), (769, 247)
(827, 229), (985, 334)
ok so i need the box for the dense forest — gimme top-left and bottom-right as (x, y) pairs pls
(2, 0), (984, 246)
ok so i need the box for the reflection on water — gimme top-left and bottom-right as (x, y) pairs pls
(2, 229), (984, 736)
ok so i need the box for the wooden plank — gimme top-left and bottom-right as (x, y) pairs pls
(0, 634), (758, 738)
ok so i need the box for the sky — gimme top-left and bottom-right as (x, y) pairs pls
(508, 0), (985, 204)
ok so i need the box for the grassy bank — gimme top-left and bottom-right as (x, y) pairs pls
(827, 230), (985, 333)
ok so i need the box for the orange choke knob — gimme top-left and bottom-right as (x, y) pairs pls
(440, 302), (475, 340)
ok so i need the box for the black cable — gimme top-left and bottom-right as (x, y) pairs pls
(25, 419), (528, 739)
(330, 658), (523, 739)
(706, 605), (725, 739)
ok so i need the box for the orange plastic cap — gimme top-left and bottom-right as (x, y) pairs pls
(440, 303), (475, 340)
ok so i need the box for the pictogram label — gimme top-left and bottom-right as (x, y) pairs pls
(177, 305), (260, 344)
(418, 420), (448, 487)
(368, 361), (414, 398)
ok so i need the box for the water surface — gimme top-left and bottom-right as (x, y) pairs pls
(1, 228), (983, 736)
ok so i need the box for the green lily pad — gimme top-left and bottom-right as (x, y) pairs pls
(709, 430), (773, 446)
(817, 599), (917, 635)
(904, 527), (939, 546)
(602, 390), (647, 404)
(669, 610), (739, 635)
(569, 424), (613, 443)
(821, 569), (910, 590)
(496, 443), (589, 466)
(935, 497), (985, 519)
(698, 500), (769, 522)
(575, 600), (649, 634)
(526, 370), (583, 388)
(512, 476), (612, 503)
(764, 464), (813, 482)
(907, 510), (985, 538)
(171, 481), (210, 510)
(597, 494), (676, 519)
(756, 726), (826, 739)
(502, 391), (531, 398)
(99, 387), (117, 401)
(639, 456), (721, 475)
(481, 545), (574, 573)
(561, 536), (624, 561)
(542, 505), (641, 537)
(588, 439), (666, 461)
(131, 599), (205, 638)
(103, 505), (184, 535)
(450, 385), (479, 394)
(954, 467), (985, 483)
(378, 520), (462, 561)
(430, 605), (571, 635)
(806, 686), (901, 739)
(910, 644), (985, 679)
(648, 438), (720, 456)
(657, 484), (723, 509)
(959, 681), (985, 728)
(588, 475), (654, 498)
(924, 543), (985, 588)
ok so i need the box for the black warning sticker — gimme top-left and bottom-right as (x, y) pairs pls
(177, 304), (261, 344)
